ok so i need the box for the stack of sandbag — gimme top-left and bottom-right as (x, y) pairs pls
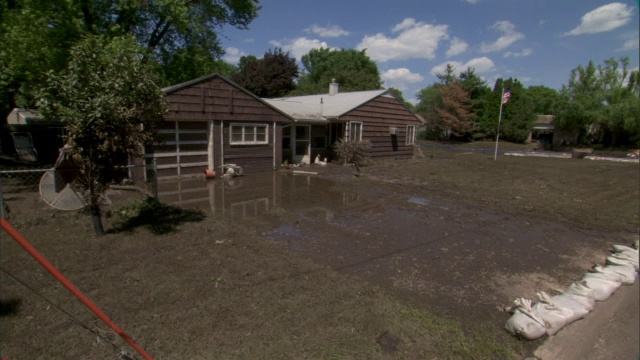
(505, 242), (638, 340)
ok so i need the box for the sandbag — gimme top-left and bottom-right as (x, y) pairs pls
(533, 292), (572, 335)
(580, 275), (621, 301)
(586, 267), (625, 284)
(607, 254), (639, 272)
(595, 264), (637, 285)
(505, 298), (546, 340)
(612, 244), (639, 255)
(563, 281), (596, 311)
(537, 291), (589, 324)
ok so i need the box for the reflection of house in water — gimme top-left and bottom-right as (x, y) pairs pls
(154, 172), (365, 222)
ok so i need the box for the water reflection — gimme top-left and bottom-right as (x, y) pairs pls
(153, 172), (367, 223)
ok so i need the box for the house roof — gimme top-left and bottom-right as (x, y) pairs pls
(162, 73), (293, 121)
(264, 89), (392, 123)
(536, 115), (555, 125)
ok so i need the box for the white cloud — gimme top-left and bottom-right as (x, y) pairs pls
(480, 20), (525, 53)
(617, 32), (639, 51)
(269, 37), (334, 60)
(446, 37), (469, 58)
(564, 2), (634, 36)
(357, 18), (449, 62)
(222, 47), (247, 63)
(430, 57), (496, 76)
(381, 68), (424, 90)
(462, 0), (479, 3)
(504, 48), (533, 58)
(305, 24), (350, 38)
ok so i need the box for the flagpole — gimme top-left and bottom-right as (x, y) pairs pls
(494, 86), (505, 161)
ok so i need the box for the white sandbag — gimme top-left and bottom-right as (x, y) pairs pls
(580, 274), (621, 301)
(505, 298), (546, 340)
(532, 303), (567, 336)
(597, 264), (637, 285)
(612, 244), (639, 254)
(586, 267), (625, 284)
(607, 254), (639, 271)
(564, 281), (597, 305)
(537, 291), (591, 324)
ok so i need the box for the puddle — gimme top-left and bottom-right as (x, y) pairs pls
(266, 224), (303, 241)
(154, 172), (371, 223)
(407, 196), (430, 206)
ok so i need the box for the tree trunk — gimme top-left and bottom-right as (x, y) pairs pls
(90, 204), (105, 236)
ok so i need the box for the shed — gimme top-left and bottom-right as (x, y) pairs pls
(148, 74), (292, 178)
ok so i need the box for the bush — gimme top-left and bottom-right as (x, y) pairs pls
(333, 139), (372, 166)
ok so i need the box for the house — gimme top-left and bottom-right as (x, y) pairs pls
(264, 81), (422, 164)
(528, 115), (555, 148)
(3, 108), (65, 163)
(147, 74), (293, 179)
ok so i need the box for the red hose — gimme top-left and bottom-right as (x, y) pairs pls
(1, 218), (152, 360)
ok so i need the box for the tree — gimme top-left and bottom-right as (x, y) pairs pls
(435, 82), (475, 138)
(0, 0), (259, 119)
(526, 85), (564, 116)
(160, 46), (238, 86)
(476, 78), (535, 143)
(294, 48), (381, 95)
(557, 57), (640, 146)
(388, 88), (415, 111)
(416, 65), (483, 140)
(40, 35), (167, 236)
(232, 48), (299, 97)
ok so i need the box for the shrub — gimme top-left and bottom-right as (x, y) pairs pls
(333, 139), (372, 166)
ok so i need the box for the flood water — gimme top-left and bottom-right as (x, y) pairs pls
(154, 171), (617, 321)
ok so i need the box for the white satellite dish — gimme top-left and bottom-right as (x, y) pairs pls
(39, 169), (85, 211)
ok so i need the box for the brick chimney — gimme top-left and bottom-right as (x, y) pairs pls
(329, 79), (339, 96)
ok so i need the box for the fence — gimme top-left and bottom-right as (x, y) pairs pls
(0, 159), (158, 217)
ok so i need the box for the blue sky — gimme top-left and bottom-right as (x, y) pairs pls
(219, 0), (639, 103)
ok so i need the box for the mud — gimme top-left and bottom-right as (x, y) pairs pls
(154, 170), (625, 324)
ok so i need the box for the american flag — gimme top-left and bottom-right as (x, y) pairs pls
(502, 90), (512, 104)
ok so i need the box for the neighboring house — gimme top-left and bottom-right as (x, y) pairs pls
(147, 74), (292, 179)
(264, 81), (422, 164)
(3, 108), (65, 163)
(528, 115), (555, 148)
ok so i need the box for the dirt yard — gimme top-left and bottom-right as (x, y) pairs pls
(1, 141), (638, 359)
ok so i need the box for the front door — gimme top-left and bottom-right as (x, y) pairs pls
(293, 125), (310, 164)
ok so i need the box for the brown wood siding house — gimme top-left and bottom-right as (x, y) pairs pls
(340, 96), (419, 158)
(147, 74), (292, 178)
(265, 83), (422, 164)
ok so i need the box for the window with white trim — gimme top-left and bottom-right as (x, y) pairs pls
(406, 125), (416, 145)
(230, 123), (268, 145)
(349, 122), (363, 141)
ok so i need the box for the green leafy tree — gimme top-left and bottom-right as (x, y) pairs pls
(160, 46), (237, 86)
(476, 78), (535, 143)
(555, 60), (604, 143)
(557, 57), (640, 146)
(526, 85), (565, 116)
(294, 48), (382, 95)
(0, 0), (259, 119)
(388, 88), (416, 111)
(40, 36), (167, 236)
(232, 48), (299, 97)
(0, 0), (83, 116)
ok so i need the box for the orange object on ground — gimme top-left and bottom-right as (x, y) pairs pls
(0, 218), (152, 360)
(204, 169), (216, 179)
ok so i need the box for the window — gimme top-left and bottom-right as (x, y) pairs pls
(406, 125), (416, 145)
(230, 123), (268, 145)
(349, 122), (362, 141)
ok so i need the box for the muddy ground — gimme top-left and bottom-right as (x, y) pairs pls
(0, 141), (638, 359)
